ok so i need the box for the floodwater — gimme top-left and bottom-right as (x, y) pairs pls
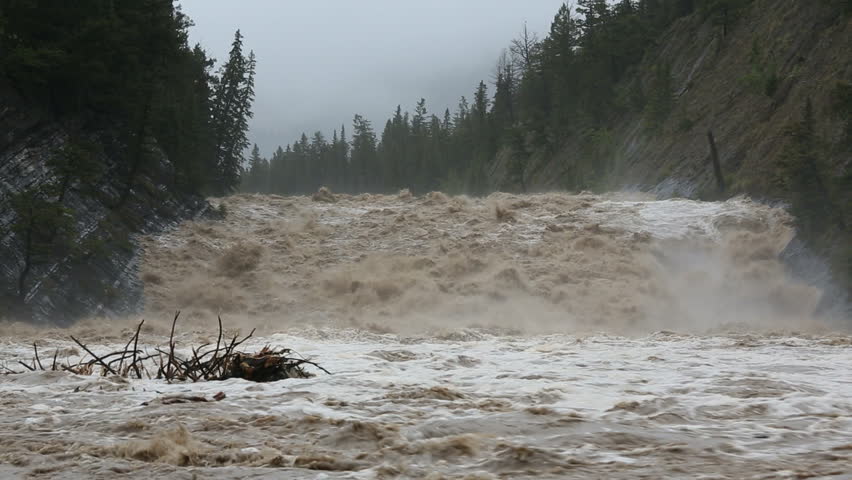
(1, 191), (850, 479)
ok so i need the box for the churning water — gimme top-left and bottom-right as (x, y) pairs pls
(1, 191), (849, 479)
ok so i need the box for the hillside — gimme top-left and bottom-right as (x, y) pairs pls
(493, 0), (851, 299)
(513, 0), (849, 197)
(0, 82), (209, 323)
(0, 2), (255, 323)
(238, 1), (849, 302)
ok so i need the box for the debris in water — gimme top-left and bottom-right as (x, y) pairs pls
(225, 346), (329, 382)
(494, 203), (515, 223)
(311, 186), (337, 203)
(143, 391), (226, 405)
(6, 312), (329, 383)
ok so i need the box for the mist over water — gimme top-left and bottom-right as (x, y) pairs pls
(178, 0), (568, 154)
(139, 191), (828, 334)
(1, 192), (850, 479)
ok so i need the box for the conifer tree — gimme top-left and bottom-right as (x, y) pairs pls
(47, 139), (103, 203)
(699, 0), (753, 36)
(493, 50), (518, 137)
(261, 0), (776, 199)
(351, 115), (377, 191)
(411, 98), (429, 190)
(210, 30), (256, 194)
(10, 188), (76, 298)
(337, 124), (350, 192)
(243, 143), (269, 193)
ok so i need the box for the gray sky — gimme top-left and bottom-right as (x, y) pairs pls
(179, 0), (568, 156)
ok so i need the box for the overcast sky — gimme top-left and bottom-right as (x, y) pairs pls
(179, 1), (568, 156)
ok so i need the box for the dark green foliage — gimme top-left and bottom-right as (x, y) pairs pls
(10, 188), (76, 297)
(0, 1), (254, 194)
(832, 81), (852, 145)
(246, 0), (714, 197)
(351, 115), (378, 192)
(777, 100), (836, 237)
(742, 41), (779, 97)
(644, 63), (675, 132)
(47, 138), (104, 202)
(678, 116), (696, 132)
(777, 99), (850, 292)
(697, 0), (754, 36)
(0, 2), (255, 309)
(504, 128), (530, 193)
(210, 32), (256, 194)
(241, 144), (269, 193)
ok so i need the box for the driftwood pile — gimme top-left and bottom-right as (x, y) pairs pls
(8, 312), (329, 382)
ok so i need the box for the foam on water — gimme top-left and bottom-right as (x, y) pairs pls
(1, 330), (851, 478)
(1, 191), (849, 478)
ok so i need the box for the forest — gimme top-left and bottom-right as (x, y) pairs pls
(0, 0), (255, 195)
(241, 0), (762, 196)
(0, 0), (255, 306)
(239, 0), (850, 294)
(0, 0), (849, 302)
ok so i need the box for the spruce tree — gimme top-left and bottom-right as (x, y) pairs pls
(351, 115), (377, 191)
(210, 30), (256, 194)
(493, 50), (518, 137)
(334, 129), (349, 192)
(243, 143), (269, 193)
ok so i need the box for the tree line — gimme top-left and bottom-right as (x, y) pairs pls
(0, 0), (255, 195)
(0, 1), (255, 302)
(242, 0), (754, 196)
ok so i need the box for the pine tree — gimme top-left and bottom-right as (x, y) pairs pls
(311, 131), (329, 190)
(10, 188), (76, 298)
(338, 124), (350, 192)
(210, 30), (256, 194)
(698, 0), (753, 37)
(351, 114), (377, 191)
(237, 50), (257, 156)
(257, 0), (752, 197)
(47, 139), (103, 203)
(410, 98), (430, 191)
(268, 145), (286, 193)
(243, 143), (269, 193)
(492, 50), (518, 137)
(469, 81), (493, 194)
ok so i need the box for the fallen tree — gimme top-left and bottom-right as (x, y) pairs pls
(7, 312), (329, 382)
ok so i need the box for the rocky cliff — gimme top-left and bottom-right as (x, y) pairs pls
(0, 84), (208, 325)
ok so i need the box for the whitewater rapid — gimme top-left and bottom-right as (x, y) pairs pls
(137, 191), (824, 333)
(1, 191), (849, 479)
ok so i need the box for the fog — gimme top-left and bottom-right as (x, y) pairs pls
(178, 0), (567, 156)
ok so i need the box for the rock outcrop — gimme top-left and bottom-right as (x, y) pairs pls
(0, 84), (207, 324)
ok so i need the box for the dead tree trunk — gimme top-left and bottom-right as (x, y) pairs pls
(707, 130), (726, 194)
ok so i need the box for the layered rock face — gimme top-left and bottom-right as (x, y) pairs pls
(0, 85), (206, 325)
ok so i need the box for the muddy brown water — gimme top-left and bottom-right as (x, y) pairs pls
(1, 191), (850, 479)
